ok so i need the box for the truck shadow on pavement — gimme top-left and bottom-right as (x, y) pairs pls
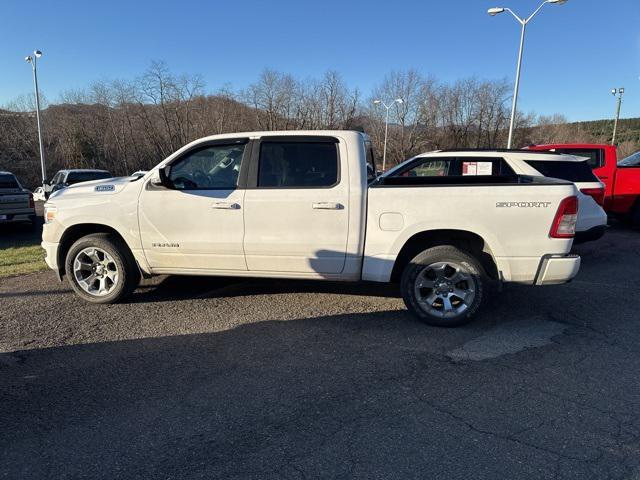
(2, 301), (640, 479)
(127, 275), (402, 304)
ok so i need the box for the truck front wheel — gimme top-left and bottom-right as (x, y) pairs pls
(65, 233), (140, 304)
(400, 245), (487, 327)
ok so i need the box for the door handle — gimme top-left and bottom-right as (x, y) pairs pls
(312, 202), (343, 210)
(212, 202), (240, 210)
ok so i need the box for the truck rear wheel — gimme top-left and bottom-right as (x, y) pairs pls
(65, 233), (140, 304)
(400, 245), (486, 327)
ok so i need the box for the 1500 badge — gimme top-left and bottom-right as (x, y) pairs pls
(496, 201), (552, 208)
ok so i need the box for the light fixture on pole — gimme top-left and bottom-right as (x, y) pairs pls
(25, 50), (47, 186)
(611, 87), (624, 146)
(488, 0), (568, 149)
(373, 98), (403, 171)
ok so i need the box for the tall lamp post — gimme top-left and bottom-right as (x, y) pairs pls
(373, 98), (403, 171)
(25, 50), (47, 186)
(611, 87), (624, 146)
(488, 0), (568, 149)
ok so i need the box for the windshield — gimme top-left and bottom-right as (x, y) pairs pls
(619, 151), (640, 167)
(0, 174), (20, 189)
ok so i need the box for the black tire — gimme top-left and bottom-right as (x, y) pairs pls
(400, 245), (487, 327)
(65, 233), (140, 304)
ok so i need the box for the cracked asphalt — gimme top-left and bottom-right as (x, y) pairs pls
(1, 224), (640, 479)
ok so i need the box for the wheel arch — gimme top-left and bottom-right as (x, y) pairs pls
(389, 229), (499, 283)
(57, 223), (134, 279)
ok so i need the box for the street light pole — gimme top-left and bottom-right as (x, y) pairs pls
(488, 0), (568, 149)
(373, 98), (403, 171)
(611, 88), (624, 146)
(25, 50), (47, 186)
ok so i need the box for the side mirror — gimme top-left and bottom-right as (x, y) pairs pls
(150, 166), (172, 188)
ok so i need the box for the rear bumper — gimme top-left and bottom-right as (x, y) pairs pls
(534, 254), (581, 286)
(0, 211), (36, 224)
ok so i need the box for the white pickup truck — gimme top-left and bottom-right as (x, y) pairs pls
(42, 131), (581, 326)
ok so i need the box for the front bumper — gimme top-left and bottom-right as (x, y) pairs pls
(534, 254), (581, 286)
(41, 240), (62, 281)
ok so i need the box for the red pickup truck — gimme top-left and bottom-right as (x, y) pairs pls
(528, 144), (640, 224)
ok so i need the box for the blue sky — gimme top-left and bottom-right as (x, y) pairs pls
(1, 0), (639, 121)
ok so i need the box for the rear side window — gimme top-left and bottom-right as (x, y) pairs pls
(66, 171), (112, 184)
(552, 149), (603, 169)
(0, 174), (19, 189)
(258, 141), (338, 188)
(525, 160), (598, 183)
(394, 157), (515, 178)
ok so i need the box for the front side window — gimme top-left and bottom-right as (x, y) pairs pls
(258, 141), (338, 188)
(169, 144), (245, 190)
(51, 173), (63, 185)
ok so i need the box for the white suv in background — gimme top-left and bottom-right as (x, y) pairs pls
(400, 150), (607, 243)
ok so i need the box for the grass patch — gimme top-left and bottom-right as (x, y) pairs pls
(0, 243), (47, 277)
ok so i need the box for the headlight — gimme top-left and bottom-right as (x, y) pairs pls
(44, 204), (57, 224)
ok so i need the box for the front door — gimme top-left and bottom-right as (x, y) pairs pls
(138, 140), (248, 271)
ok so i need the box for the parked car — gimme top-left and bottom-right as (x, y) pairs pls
(42, 131), (581, 327)
(45, 169), (112, 198)
(0, 171), (36, 226)
(528, 144), (640, 225)
(401, 149), (607, 243)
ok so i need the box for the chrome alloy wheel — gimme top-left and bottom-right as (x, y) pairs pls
(413, 261), (477, 318)
(73, 247), (119, 296)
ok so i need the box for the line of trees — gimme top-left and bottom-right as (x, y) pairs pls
(0, 61), (635, 188)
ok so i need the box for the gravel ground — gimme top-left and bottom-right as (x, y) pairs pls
(1, 225), (640, 479)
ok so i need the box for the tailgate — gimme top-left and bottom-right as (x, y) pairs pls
(0, 192), (31, 213)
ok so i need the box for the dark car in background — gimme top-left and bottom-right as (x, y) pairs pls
(0, 171), (37, 227)
(45, 169), (112, 198)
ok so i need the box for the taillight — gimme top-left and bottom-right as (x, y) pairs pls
(550, 196), (578, 239)
(29, 193), (35, 209)
(580, 187), (605, 206)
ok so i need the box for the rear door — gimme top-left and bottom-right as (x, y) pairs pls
(242, 136), (349, 274)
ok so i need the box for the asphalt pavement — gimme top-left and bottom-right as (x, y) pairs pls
(1, 225), (640, 479)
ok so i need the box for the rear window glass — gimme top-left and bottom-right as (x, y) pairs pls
(66, 171), (112, 184)
(551, 149), (603, 169)
(525, 160), (598, 183)
(0, 174), (19, 189)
